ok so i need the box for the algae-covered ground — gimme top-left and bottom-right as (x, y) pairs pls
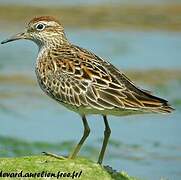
(0, 155), (138, 180)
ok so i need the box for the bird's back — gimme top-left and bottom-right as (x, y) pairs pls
(35, 44), (174, 116)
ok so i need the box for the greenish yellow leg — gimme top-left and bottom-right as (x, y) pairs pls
(97, 115), (111, 164)
(68, 115), (90, 159)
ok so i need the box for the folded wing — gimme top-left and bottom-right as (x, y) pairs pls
(47, 45), (174, 114)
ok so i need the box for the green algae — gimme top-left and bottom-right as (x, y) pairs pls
(0, 156), (139, 180)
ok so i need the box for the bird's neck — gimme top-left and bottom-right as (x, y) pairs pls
(37, 41), (69, 62)
(38, 39), (69, 51)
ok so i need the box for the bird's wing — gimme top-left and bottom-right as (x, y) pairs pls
(49, 45), (172, 113)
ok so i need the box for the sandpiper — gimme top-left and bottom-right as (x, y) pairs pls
(1, 16), (174, 164)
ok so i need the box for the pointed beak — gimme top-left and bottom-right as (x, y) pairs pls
(1, 32), (26, 44)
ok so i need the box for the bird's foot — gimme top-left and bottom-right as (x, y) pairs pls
(104, 165), (117, 175)
(42, 152), (67, 160)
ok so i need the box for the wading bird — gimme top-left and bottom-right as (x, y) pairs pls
(1, 16), (174, 164)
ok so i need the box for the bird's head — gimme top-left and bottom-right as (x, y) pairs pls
(1, 16), (68, 48)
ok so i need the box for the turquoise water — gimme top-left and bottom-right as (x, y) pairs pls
(0, 30), (181, 180)
(1, 30), (181, 73)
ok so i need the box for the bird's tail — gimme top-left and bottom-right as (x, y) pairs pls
(137, 91), (175, 114)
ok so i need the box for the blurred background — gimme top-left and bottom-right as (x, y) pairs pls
(0, 0), (181, 179)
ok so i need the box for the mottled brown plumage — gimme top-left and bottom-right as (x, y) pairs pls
(36, 43), (173, 115)
(1, 16), (174, 164)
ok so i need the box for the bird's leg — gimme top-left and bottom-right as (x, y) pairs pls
(97, 115), (111, 165)
(68, 115), (90, 159)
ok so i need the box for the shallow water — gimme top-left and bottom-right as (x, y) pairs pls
(1, 30), (181, 73)
(0, 30), (181, 180)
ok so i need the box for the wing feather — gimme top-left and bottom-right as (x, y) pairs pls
(40, 45), (173, 113)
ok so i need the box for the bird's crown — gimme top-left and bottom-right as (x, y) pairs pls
(27, 16), (64, 33)
(29, 16), (61, 25)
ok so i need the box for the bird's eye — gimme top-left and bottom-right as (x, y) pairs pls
(35, 23), (45, 31)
